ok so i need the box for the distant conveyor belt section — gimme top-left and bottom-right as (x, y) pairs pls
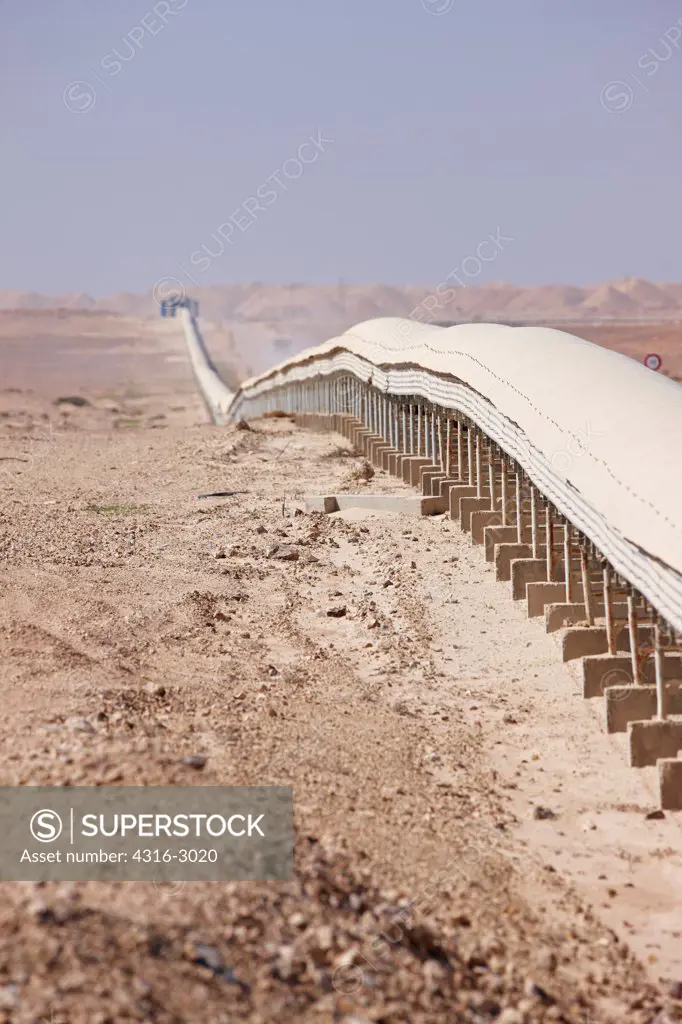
(179, 307), (233, 425)
(181, 310), (682, 807)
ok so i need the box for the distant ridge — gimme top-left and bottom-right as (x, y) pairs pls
(2, 279), (682, 325)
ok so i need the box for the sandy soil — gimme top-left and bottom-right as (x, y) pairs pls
(0, 313), (680, 1022)
(0, 357), (681, 1022)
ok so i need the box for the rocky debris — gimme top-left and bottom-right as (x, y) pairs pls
(0, 406), (674, 1024)
(181, 755), (207, 769)
(267, 544), (300, 562)
(193, 943), (249, 990)
(326, 605), (347, 618)
(66, 716), (95, 734)
(143, 683), (167, 698)
(533, 806), (557, 821)
(0, 836), (662, 1023)
(346, 459), (374, 484)
(54, 395), (90, 408)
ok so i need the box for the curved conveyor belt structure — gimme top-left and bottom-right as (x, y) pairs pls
(182, 312), (682, 808)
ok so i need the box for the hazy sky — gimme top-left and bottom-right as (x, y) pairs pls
(2, 0), (681, 294)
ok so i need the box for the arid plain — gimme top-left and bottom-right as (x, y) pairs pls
(0, 289), (680, 1023)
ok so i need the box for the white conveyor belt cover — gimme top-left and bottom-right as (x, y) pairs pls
(231, 318), (682, 590)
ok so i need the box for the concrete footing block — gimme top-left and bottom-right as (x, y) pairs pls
(581, 652), (682, 698)
(582, 654), (638, 697)
(401, 457), (431, 486)
(605, 686), (657, 733)
(460, 497), (492, 532)
(359, 432), (381, 456)
(607, 682), (682, 732)
(527, 582), (568, 618)
(545, 602), (590, 633)
(562, 627), (609, 662)
(380, 447), (400, 471)
(484, 526), (519, 562)
(435, 478), (460, 500)
(659, 758), (682, 810)
(341, 416), (359, 441)
(496, 543), (533, 581)
(369, 440), (391, 466)
(629, 718), (682, 768)
(471, 510), (504, 544)
(511, 558), (547, 600)
(350, 430), (372, 450)
(448, 485), (478, 520)
(304, 493), (444, 516)
(428, 474), (448, 497)
(304, 495), (340, 513)
(562, 624), (657, 663)
(419, 468), (444, 495)
(355, 431), (375, 454)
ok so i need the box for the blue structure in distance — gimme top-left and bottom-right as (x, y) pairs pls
(160, 295), (199, 318)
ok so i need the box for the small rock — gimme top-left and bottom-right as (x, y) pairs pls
(533, 805), (557, 820)
(524, 978), (556, 1004)
(235, 419), (251, 431)
(327, 605), (347, 618)
(55, 395), (90, 408)
(645, 809), (665, 820)
(535, 948), (558, 973)
(276, 945), (296, 980)
(255, 525), (266, 534)
(497, 1010), (523, 1024)
(0, 985), (18, 1009)
(195, 943), (223, 972)
(667, 980), (682, 999)
(502, 712), (517, 725)
(57, 970), (88, 993)
(214, 547), (226, 559)
(268, 545), (299, 562)
(144, 683), (166, 697)
(182, 755), (207, 769)
(194, 943), (249, 990)
(67, 717), (95, 734)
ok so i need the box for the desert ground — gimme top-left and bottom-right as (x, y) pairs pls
(0, 310), (680, 1023)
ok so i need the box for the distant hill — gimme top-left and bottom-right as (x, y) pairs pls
(2, 278), (682, 325)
